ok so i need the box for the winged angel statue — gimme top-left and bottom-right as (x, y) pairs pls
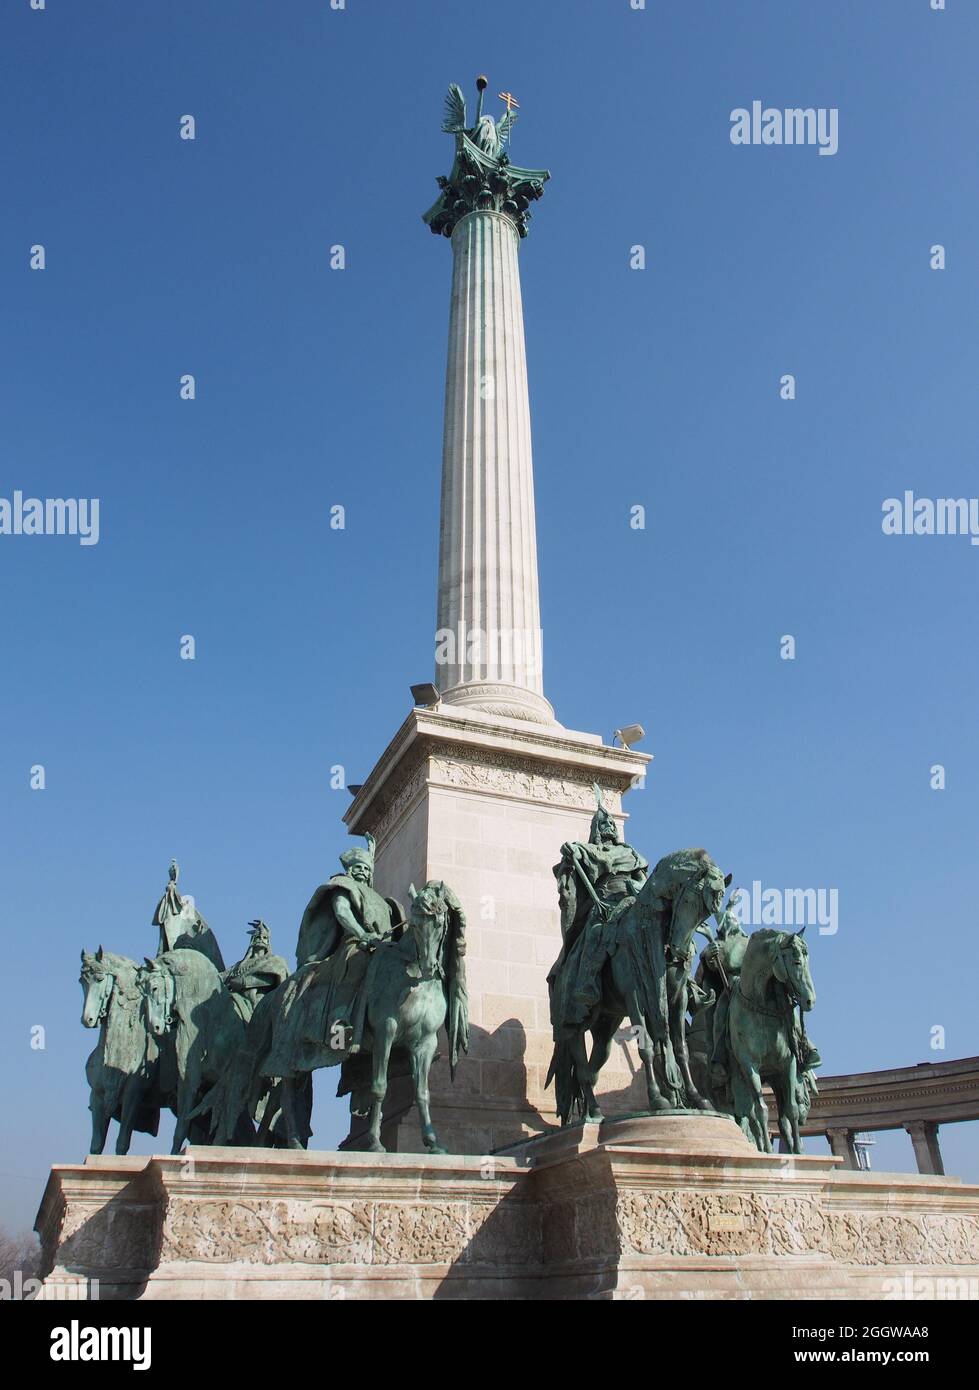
(441, 81), (517, 159)
(423, 77), (549, 241)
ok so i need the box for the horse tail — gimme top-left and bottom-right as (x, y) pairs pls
(545, 1039), (582, 1126)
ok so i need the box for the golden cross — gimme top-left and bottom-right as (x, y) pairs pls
(497, 91), (520, 113)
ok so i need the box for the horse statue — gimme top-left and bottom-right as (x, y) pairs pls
(725, 927), (818, 1153)
(140, 947), (250, 1151)
(211, 880), (469, 1154)
(547, 846), (731, 1125)
(80, 948), (165, 1155)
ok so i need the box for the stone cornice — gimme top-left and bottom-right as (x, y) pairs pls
(802, 1056), (979, 1134)
(344, 707), (649, 845)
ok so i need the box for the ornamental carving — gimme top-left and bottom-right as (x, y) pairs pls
(372, 1202), (469, 1266)
(615, 1190), (979, 1266)
(161, 1200), (372, 1266)
(429, 749), (623, 815)
(368, 745), (625, 846)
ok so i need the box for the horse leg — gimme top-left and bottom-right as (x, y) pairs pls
(172, 1042), (205, 1153)
(619, 984), (671, 1112)
(587, 1013), (618, 1088)
(280, 1075), (306, 1150)
(411, 1032), (444, 1154)
(568, 1025), (603, 1123)
(172, 1085), (191, 1153)
(366, 1017), (397, 1153)
(771, 1078), (794, 1154)
(775, 1054), (802, 1154)
(172, 1063), (203, 1153)
(637, 1044), (672, 1114)
(89, 1093), (110, 1155)
(116, 1084), (136, 1156)
(671, 976), (710, 1110)
(736, 1062), (770, 1152)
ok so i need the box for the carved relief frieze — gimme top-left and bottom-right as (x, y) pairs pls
(614, 1190), (979, 1266)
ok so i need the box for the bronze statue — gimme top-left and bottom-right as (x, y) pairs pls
(223, 920), (289, 1024)
(294, 833), (404, 1054)
(692, 922), (821, 1153)
(547, 792), (732, 1123)
(211, 869), (469, 1154)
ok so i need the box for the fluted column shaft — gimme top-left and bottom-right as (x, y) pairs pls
(435, 210), (554, 725)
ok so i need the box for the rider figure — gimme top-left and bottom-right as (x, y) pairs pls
(223, 920), (290, 1023)
(550, 788), (648, 1028)
(294, 834), (402, 1054)
(696, 907), (749, 1089)
(698, 909), (822, 1093)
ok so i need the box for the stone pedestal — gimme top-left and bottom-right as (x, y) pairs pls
(344, 704), (650, 1155)
(36, 1117), (979, 1300)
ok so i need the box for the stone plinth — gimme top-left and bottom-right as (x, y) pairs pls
(344, 703), (650, 1154)
(36, 1118), (979, 1300)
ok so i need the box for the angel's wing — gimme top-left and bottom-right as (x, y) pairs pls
(497, 109), (518, 148)
(442, 83), (467, 134)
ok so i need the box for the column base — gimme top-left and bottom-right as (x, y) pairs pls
(438, 682), (557, 727)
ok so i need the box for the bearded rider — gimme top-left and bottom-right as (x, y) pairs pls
(293, 834), (404, 1055)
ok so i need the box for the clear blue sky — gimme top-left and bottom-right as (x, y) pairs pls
(1, 1), (977, 1227)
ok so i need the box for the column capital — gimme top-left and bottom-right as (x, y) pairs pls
(904, 1119), (938, 1136)
(825, 1127), (858, 1169)
(423, 132), (549, 241)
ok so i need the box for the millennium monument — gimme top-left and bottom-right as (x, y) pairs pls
(35, 80), (979, 1300)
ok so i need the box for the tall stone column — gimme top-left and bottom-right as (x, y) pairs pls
(425, 89), (553, 726)
(435, 209), (552, 725)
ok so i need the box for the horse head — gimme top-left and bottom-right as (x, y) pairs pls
(79, 946), (113, 1028)
(406, 881), (450, 981)
(141, 956), (176, 1036)
(773, 928), (816, 1012)
(658, 849), (732, 957)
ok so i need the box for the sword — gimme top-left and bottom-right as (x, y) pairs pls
(568, 848), (606, 914)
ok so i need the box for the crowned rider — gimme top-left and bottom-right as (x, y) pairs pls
(548, 787), (649, 1030)
(292, 833), (404, 1055)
